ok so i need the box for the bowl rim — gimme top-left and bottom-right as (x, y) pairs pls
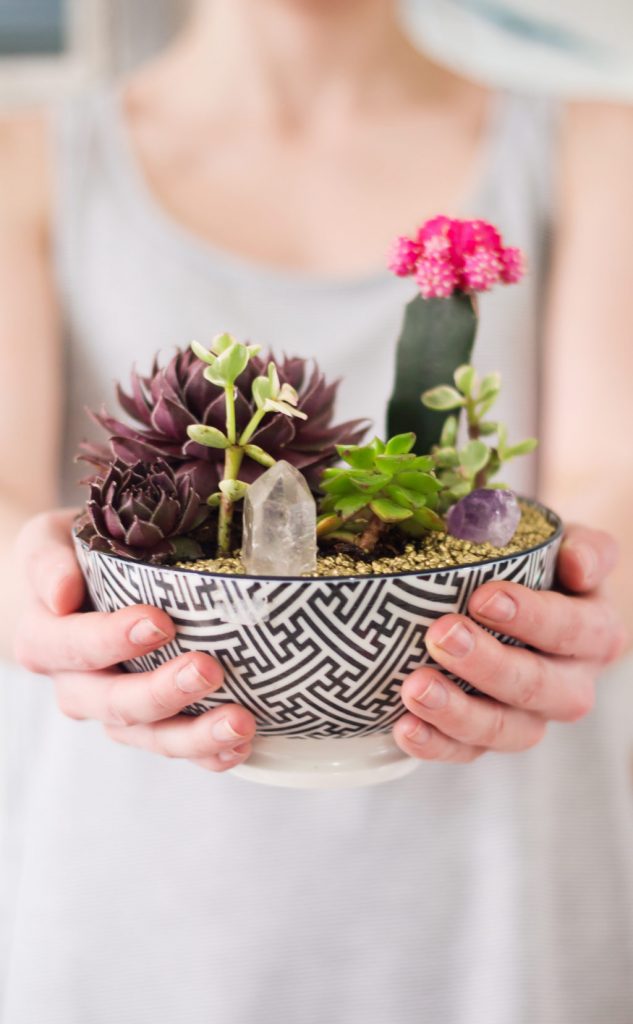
(73, 496), (563, 586)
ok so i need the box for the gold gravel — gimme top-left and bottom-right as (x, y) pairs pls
(175, 503), (556, 578)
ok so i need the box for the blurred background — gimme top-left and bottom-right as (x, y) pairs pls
(0, 0), (633, 107)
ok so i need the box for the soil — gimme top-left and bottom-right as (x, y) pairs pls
(175, 502), (556, 578)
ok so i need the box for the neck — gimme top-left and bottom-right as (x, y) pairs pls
(163, 0), (425, 126)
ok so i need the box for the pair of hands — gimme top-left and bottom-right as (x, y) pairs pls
(14, 510), (626, 773)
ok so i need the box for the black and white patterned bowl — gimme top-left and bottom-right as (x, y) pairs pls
(73, 501), (562, 741)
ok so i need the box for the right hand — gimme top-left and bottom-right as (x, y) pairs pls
(13, 509), (257, 772)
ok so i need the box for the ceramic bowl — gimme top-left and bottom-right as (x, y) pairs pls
(74, 501), (562, 788)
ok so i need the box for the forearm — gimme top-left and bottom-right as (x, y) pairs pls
(1, 497), (41, 659)
(541, 476), (632, 644)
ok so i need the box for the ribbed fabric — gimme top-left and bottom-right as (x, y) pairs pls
(1, 88), (632, 1024)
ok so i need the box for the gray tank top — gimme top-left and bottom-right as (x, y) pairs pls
(2, 89), (633, 1024)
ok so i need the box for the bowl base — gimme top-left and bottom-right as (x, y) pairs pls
(231, 734), (418, 789)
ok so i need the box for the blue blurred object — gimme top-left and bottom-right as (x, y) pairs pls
(0, 0), (65, 56)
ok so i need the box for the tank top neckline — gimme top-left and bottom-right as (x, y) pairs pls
(97, 84), (509, 294)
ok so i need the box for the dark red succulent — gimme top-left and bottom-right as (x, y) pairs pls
(80, 349), (368, 496)
(76, 459), (207, 564)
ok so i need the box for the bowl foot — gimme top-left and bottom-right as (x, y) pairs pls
(231, 734), (418, 789)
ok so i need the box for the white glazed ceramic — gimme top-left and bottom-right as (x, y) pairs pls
(74, 501), (562, 788)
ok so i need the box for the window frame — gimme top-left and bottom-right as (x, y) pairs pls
(0, 0), (111, 106)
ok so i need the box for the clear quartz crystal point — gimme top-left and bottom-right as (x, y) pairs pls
(242, 461), (317, 576)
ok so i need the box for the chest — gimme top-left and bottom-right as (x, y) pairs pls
(129, 103), (490, 275)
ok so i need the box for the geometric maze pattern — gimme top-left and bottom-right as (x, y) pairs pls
(75, 526), (561, 738)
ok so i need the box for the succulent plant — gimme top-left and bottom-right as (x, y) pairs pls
(81, 344), (367, 498)
(422, 363), (537, 513)
(76, 459), (207, 564)
(317, 433), (444, 553)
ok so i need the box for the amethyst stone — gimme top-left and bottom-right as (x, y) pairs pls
(446, 488), (521, 548)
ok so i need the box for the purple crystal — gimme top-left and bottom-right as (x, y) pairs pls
(446, 488), (521, 547)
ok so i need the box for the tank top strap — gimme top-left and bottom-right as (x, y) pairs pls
(481, 91), (561, 229)
(50, 90), (115, 303)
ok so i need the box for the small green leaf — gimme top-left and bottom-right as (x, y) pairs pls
(207, 492), (221, 508)
(478, 421), (498, 436)
(503, 438), (538, 459)
(396, 471), (442, 494)
(205, 342), (251, 386)
(478, 372), (502, 402)
(336, 444), (376, 470)
(460, 440), (490, 475)
(320, 474), (355, 496)
(448, 480), (472, 499)
(385, 485), (426, 510)
(212, 332), (236, 355)
(432, 447), (459, 469)
(316, 513), (342, 537)
(454, 364), (478, 397)
(186, 424), (229, 449)
(408, 455), (434, 472)
(497, 423), (508, 456)
(334, 494), (370, 518)
(190, 340), (216, 365)
(421, 385), (467, 411)
(375, 454), (415, 473)
(219, 479), (249, 501)
(369, 499), (413, 523)
(263, 398), (308, 420)
(385, 432), (416, 456)
(348, 471), (392, 493)
(244, 444), (276, 467)
(440, 415), (458, 448)
(251, 376), (274, 410)
(411, 507), (445, 531)
(369, 437), (386, 455)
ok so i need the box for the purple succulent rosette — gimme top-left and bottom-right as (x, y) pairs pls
(76, 458), (208, 564)
(80, 349), (367, 496)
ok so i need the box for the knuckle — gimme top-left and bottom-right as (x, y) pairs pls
(552, 612), (582, 657)
(479, 703), (507, 748)
(55, 681), (85, 721)
(565, 680), (595, 722)
(13, 630), (43, 675)
(520, 717), (547, 751)
(514, 656), (547, 709)
(473, 641), (507, 692)
(104, 681), (137, 726)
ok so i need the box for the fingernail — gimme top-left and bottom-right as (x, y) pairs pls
(129, 618), (170, 647)
(406, 721), (431, 745)
(433, 622), (474, 658)
(475, 591), (517, 623)
(176, 662), (212, 694)
(212, 718), (246, 743)
(218, 744), (250, 763)
(415, 678), (448, 709)
(565, 541), (598, 585)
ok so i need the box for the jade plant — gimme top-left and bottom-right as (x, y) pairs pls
(77, 214), (537, 569)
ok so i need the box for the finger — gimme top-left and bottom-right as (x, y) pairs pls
(425, 614), (596, 722)
(17, 509), (85, 614)
(15, 598), (176, 676)
(104, 704), (256, 765)
(393, 712), (483, 763)
(401, 668), (546, 752)
(55, 651), (226, 725)
(468, 581), (624, 663)
(556, 524), (619, 594)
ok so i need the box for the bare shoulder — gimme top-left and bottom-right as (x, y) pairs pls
(0, 109), (51, 229)
(559, 101), (633, 199)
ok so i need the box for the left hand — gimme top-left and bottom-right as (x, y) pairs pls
(393, 524), (628, 763)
